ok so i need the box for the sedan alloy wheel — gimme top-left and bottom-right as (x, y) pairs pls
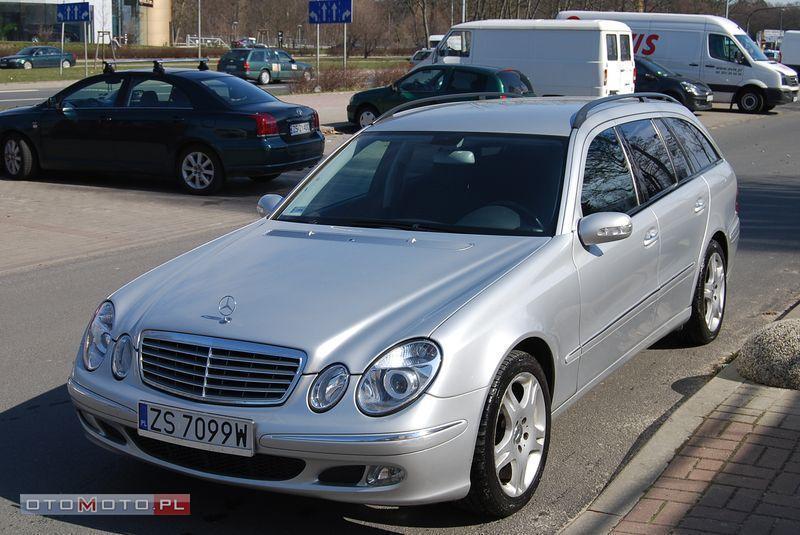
(4, 138), (21, 176)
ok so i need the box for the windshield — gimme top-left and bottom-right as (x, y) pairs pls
(735, 34), (768, 61)
(637, 58), (676, 77)
(276, 132), (567, 236)
(200, 76), (277, 106)
(18, 47), (36, 55)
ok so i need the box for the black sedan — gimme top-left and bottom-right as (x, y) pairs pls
(635, 57), (713, 112)
(0, 64), (324, 194)
(0, 46), (76, 69)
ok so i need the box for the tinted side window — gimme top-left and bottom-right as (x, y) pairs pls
(620, 34), (632, 61)
(664, 118), (719, 171)
(398, 68), (445, 92)
(709, 34), (742, 63)
(581, 128), (638, 216)
(606, 34), (618, 61)
(654, 119), (691, 181)
(446, 70), (490, 93)
(62, 77), (123, 108)
(128, 78), (191, 108)
(497, 70), (533, 94)
(618, 119), (676, 199)
(251, 50), (266, 62)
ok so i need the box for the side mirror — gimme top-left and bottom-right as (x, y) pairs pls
(578, 212), (633, 246)
(257, 194), (284, 217)
(290, 58), (296, 63)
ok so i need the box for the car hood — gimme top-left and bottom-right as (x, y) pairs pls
(351, 86), (392, 103)
(112, 219), (549, 374)
(0, 105), (37, 116)
(770, 61), (798, 77)
(0, 55), (27, 61)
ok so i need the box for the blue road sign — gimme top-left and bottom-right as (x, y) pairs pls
(57, 2), (91, 23)
(308, 0), (352, 24)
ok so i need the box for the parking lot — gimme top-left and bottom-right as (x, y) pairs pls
(0, 90), (798, 534)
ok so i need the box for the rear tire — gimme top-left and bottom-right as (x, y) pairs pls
(684, 240), (727, 345)
(303, 70), (312, 81)
(737, 88), (765, 113)
(177, 146), (224, 195)
(257, 70), (271, 86)
(461, 350), (551, 518)
(2, 134), (37, 180)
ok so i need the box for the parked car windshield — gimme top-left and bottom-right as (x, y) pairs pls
(276, 132), (567, 236)
(199, 75), (277, 106)
(734, 34), (768, 61)
(17, 47), (36, 55)
(637, 58), (676, 77)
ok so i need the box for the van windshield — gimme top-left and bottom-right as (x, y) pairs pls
(276, 132), (568, 237)
(735, 34), (768, 61)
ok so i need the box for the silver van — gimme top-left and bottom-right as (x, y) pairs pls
(69, 93), (739, 518)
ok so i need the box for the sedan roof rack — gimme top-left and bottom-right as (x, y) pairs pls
(373, 92), (526, 125)
(101, 58), (210, 75)
(571, 92), (680, 129)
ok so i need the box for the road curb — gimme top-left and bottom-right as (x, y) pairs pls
(560, 299), (800, 534)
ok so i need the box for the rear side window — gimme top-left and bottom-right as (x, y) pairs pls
(654, 119), (691, 181)
(581, 128), (638, 216)
(251, 50), (266, 62)
(225, 50), (250, 60)
(446, 70), (490, 93)
(620, 35), (632, 61)
(497, 70), (533, 95)
(618, 119), (676, 199)
(606, 34), (618, 61)
(663, 118), (720, 171)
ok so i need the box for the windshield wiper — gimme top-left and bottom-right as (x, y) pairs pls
(341, 219), (445, 232)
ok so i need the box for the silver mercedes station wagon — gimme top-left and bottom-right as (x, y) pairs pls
(69, 93), (739, 518)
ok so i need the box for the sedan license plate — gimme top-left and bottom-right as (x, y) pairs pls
(225, 64), (237, 71)
(138, 402), (254, 457)
(290, 122), (311, 136)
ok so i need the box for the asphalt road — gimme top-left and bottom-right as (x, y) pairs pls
(0, 103), (799, 534)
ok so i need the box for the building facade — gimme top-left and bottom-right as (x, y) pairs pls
(0, 0), (170, 45)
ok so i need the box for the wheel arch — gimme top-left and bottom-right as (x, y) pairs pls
(735, 83), (766, 101)
(710, 230), (729, 263)
(510, 336), (555, 396)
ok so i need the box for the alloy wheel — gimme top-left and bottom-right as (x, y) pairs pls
(703, 251), (726, 332)
(494, 371), (547, 497)
(359, 109), (376, 128)
(181, 151), (215, 190)
(4, 139), (21, 176)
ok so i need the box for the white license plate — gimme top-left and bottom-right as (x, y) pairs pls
(707, 95), (713, 102)
(290, 122), (311, 136)
(793, 96), (798, 103)
(225, 65), (237, 71)
(138, 402), (254, 457)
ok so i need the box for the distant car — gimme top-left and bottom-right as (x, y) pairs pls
(0, 64), (324, 194)
(217, 47), (313, 85)
(347, 65), (535, 128)
(635, 58), (713, 112)
(0, 46), (75, 69)
(763, 49), (779, 61)
(409, 48), (433, 68)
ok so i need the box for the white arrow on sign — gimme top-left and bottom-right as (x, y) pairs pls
(321, 3), (327, 21)
(342, 9), (351, 21)
(332, 3), (338, 21)
(310, 11), (318, 22)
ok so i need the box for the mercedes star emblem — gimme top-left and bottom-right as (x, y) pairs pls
(218, 295), (237, 322)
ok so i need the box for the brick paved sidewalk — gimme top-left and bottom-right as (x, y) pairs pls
(612, 382), (800, 534)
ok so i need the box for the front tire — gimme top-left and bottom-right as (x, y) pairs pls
(23, 61), (32, 70)
(684, 240), (727, 345)
(177, 146), (224, 195)
(737, 89), (765, 113)
(462, 350), (551, 518)
(61, 60), (71, 69)
(2, 134), (37, 180)
(257, 70), (271, 85)
(303, 70), (312, 82)
(357, 105), (379, 129)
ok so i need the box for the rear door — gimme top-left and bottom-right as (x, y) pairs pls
(604, 33), (622, 95)
(442, 68), (491, 94)
(113, 75), (193, 173)
(618, 34), (635, 93)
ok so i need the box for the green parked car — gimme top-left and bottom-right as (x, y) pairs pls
(0, 46), (76, 69)
(217, 46), (313, 85)
(347, 65), (535, 128)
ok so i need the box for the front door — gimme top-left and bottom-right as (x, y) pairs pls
(702, 33), (746, 103)
(38, 75), (124, 170)
(574, 126), (659, 388)
(276, 50), (296, 80)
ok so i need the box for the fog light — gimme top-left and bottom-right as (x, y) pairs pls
(365, 465), (405, 487)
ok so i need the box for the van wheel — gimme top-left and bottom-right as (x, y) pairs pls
(257, 70), (271, 85)
(177, 146), (224, 195)
(3, 134), (37, 180)
(684, 240), (727, 345)
(737, 89), (764, 113)
(461, 350), (551, 518)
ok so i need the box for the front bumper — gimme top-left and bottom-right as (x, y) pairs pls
(0, 62), (25, 69)
(346, 104), (357, 123)
(220, 132), (325, 177)
(765, 87), (799, 106)
(68, 373), (483, 505)
(687, 94), (713, 111)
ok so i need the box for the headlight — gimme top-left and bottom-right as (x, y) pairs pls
(357, 339), (441, 416)
(681, 81), (701, 95)
(308, 364), (349, 412)
(111, 334), (133, 380)
(81, 301), (114, 371)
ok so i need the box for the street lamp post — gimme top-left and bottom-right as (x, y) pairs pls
(197, 0), (202, 59)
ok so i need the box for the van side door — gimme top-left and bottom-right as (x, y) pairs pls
(603, 33), (621, 95)
(573, 126), (659, 389)
(703, 32), (747, 102)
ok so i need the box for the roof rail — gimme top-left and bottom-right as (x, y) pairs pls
(571, 92), (680, 129)
(101, 58), (210, 75)
(373, 91), (525, 125)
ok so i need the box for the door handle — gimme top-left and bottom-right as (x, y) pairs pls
(689, 63), (699, 67)
(705, 64), (715, 68)
(172, 116), (185, 123)
(694, 198), (707, 213)
(643, 227), (659, 247)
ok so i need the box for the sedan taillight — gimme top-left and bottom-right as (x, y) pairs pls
(254, 113), (278, 136)
(244, 61), (250, 71)
(312, 111), (320, 130)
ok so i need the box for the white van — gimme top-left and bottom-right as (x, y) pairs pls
(781, 31), (800, 74)
(558, 11), (800, 113)
(429, 19), (635, 97)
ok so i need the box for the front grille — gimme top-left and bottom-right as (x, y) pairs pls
(139, 331), (305, 405)
(129, 431), (305, 481)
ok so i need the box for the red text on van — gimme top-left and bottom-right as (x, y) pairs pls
(633, 33), (660, 55)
